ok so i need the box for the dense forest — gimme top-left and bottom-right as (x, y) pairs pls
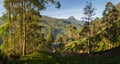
(0, 0), (120, 64)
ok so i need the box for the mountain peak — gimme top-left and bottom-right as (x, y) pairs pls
(68, 16), (76, 20)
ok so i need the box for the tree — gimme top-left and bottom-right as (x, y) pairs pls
(46, 30), (54, 49)
(66, 25), (77, 41)
(103, 2), (119, 50)
(103, 2), (114, 16)
(82, 2), (96, 54)
(83, 2), (96, 22)
(3, 0), (61, 55)
(116, 2), (120, 16)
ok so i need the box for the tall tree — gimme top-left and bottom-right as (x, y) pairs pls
(82, 2), (96, 54)
(3, 0), (61, 55)
(103, 2), (114, 16)
(103, 2), (119, 50)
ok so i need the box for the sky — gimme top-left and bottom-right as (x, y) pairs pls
(0, 0), (120, 20)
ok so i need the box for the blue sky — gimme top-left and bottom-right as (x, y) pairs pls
(0, 0), (120, 20)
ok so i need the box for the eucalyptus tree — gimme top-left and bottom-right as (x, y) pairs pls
(3, 0), (61, 55)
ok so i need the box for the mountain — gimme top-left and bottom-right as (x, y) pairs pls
(65, 16), (85, 27)
(39, 16), (85, 36)
(67, 16), (79, 22)
(40, 16), (84, 27)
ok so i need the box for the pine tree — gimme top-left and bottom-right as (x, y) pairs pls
(82, 2), (96, 54)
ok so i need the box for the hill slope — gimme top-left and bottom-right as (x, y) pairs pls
(39, 16), (85, 36)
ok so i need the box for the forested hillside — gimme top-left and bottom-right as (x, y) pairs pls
(64, 2), (120, 53)
(0, 0), (120, 64)
(38, 16), (84, 36)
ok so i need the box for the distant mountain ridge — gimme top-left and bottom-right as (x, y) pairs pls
(39, 16), (85, 36)
(65, 16), (85, 27)
(41, 16), (85, 27)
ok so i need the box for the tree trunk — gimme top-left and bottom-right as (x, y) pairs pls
(12, 2), (16, 55)
(88, 39), (90, 54)
(23, 21), (27, 55)
(87, 22), (90, 55)
(19, 1), (23, 55)
(23, 1), (27, 55)
(9, 2), (12, 46)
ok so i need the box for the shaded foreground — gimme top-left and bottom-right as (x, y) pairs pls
(0, 46), (119, 64)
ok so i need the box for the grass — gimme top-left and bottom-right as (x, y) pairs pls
(6, 51), (120, 64)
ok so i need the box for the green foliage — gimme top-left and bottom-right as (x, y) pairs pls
(0, 22), (13, 56)
(2, 0), (61, 55)
(64, 41), (83, 53)
(6, 50), (120, 64)
(64, 1), (120, 53)
(46, 31), (54, 43)
(103, 2), (114, 16)
(0, 22), (9, 37)
(0, 1), (120, 64)
(45, 31), (54, 49)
